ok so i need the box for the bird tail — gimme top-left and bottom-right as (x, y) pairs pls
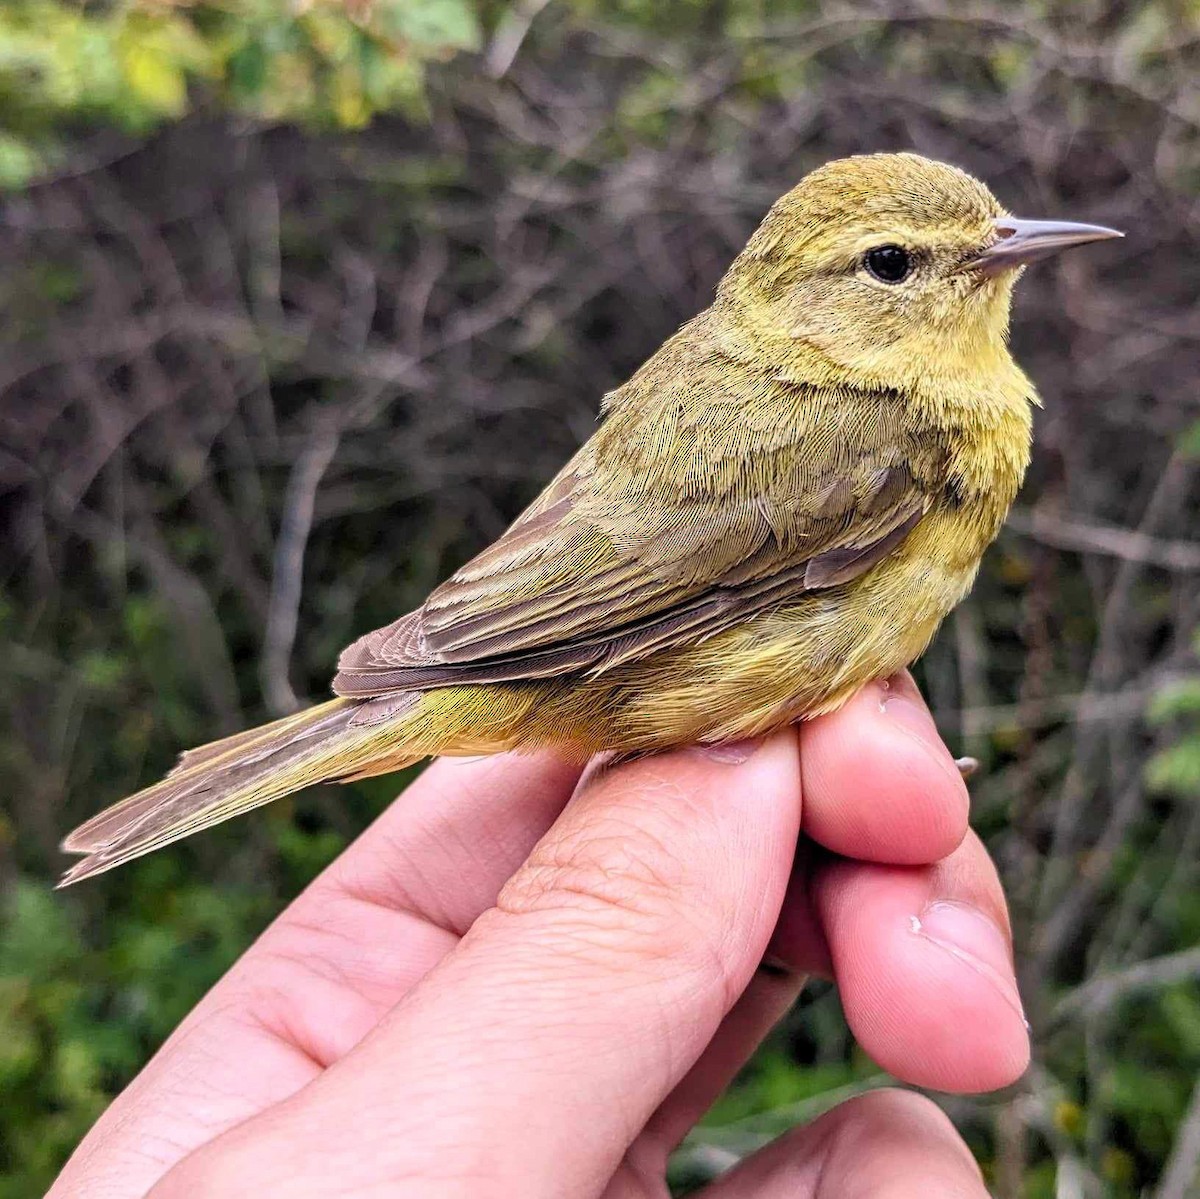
(58, 694), (423, 887)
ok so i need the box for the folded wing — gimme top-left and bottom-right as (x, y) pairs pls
(333, 356), (947, 698)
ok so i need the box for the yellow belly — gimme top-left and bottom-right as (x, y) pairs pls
(602, 510), (980, 746)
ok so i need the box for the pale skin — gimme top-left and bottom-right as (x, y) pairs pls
(50, 673), (1029, 1198)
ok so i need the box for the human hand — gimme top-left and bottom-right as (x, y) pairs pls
(51, 673), (1028, 1198)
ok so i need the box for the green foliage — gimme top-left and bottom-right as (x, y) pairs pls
(0, 0), (480, 186)
(0, 874), (271, 1195)
(2, 0), (1198, 1195)
(1147, 632), (1200, 797)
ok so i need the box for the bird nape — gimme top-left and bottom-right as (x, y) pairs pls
(59, 152), (1121, 885)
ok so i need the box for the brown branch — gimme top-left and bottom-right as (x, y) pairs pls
(1006, 509), (1200, 573)
(260, 411), (344, 715)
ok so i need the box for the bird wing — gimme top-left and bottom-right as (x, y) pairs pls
(333, 354), (947, 697)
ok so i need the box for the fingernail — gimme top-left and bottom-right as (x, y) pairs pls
(877, 678), (966, 790)
(697, 737), (764, 764)
(877, 676), (935, 736)
(913, 901), (1027, 1028)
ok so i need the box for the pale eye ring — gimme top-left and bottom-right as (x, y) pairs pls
(863, 244), (912, 284)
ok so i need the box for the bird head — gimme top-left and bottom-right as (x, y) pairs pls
(719, 152), (1121, 394)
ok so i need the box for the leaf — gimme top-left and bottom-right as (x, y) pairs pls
(0, 133), (40, 189)
(227, 38), (268, 98)
(115, 11), (211, 121)
(1178, 418), (1200, 460)
(1147, 678), (1200, 723)
(330, 68), (372, 129)
(374, 0), (481, 51)
(1146, 742), (1200, 796)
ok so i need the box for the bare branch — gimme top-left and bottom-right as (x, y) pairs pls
(1006, 509), (1200, 572)
(1158, 1075), (1200, 1199)
(1051, 947), (1200, 1024)
(261, 411), (344, 715)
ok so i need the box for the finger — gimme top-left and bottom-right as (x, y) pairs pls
(154, 731), (804, 1199)
(800, 672), (969, 866)
(641, 669), (978, 1150)
(51, 751), (583, 1199)
(641, 670), (977, 1151)
(700, 1088), (988, 1198)
(253, 750), (586, 1061)
(636, 964), (806, 1163)
(812, 830), (1029, 1093)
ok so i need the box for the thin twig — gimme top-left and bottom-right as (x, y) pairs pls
(1051, 947), (1200, 1024)
(1006, 509), (1200, 572)
(261, 412), (343, 714)
(1158, 1074), (1200, 1199)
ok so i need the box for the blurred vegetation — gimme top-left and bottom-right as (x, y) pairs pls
(1, 1), (1199, 1195)
(0, 0), (478, 184)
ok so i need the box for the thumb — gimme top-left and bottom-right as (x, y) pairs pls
(156, 730), (802, 1199)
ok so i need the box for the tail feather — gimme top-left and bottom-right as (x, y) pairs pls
(165, 721), (296, 780)
(58, 698), (418, 886)
(62, 700), (354, 853)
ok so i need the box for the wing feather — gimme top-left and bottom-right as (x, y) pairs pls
(334, 331), (947, 698)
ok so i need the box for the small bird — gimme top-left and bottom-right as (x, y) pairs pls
(60, 153), (1121, 885)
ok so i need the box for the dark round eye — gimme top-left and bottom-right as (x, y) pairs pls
(864, 244), (912, 284)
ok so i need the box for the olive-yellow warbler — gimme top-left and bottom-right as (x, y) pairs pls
(61, 152), (1120, 884)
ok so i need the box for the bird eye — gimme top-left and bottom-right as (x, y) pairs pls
(863, 245), (912, 284)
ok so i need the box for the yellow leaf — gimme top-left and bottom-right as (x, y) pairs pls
(1053, 1100), (1084, 1137)
(331, 71), (371, 128)
(121, 42), (188, 114)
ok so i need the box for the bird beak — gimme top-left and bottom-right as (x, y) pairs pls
(965, 217), (1123, 274)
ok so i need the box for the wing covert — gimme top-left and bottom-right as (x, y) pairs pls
(332, 350), (947, 698)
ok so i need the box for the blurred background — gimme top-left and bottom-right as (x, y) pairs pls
(1, 1), (1198, 1194)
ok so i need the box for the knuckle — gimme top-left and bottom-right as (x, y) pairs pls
(493, 787), (733, 987)
(500, 810), (685, 927)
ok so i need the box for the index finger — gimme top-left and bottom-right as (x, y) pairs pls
(151, 732), (804, 1198)
(50, 751), (584, 1199)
